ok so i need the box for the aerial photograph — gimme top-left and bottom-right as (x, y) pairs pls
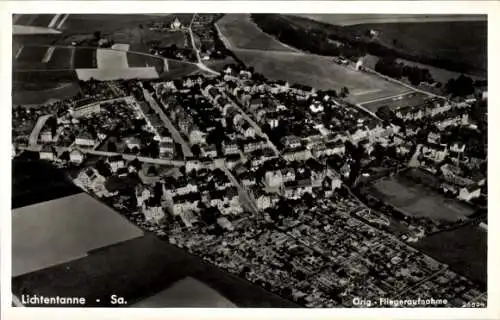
(11, 12), (487, 308)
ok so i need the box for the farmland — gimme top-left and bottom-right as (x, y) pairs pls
(291, 14), (486, 26)
(73, 47), (97, 68)
(415, 224), (487, 285)
(12, 192), (145, 277)
(344, 20), (487, 76)
(232, 49), (408, 103)
(216, 14), (298, 52)
(360, 91), (429, 112)
(367, 174), (475, 222)
(12, 81), (80, 106)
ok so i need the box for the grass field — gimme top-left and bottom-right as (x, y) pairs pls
(132, 277), (237, 307)
(12, 81), (81, 106)
(232, 49), (407, 103)
(369, 174), (475, 221)
(12, 193), (144, 277)
(415, 224), (487, 285)
(360, 91), (429, 112)
(217, 14), (298, 52)
(345, 20), (487, 76)
(112, 28), (187, 53)
(13, 233), (297, 307)
(73, 47), (97, 68)
(291, 14), (486, 26)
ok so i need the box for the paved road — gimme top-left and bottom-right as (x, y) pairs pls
(29, 114), (52, 147)
(142, 88), (193, 158)
(188, 14), (220, 76)
(215, 159), (260, 215)
(221, 92), (280, 156)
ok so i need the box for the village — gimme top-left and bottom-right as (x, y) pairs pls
(11, 61), (487, 307)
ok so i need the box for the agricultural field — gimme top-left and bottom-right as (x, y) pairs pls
(111, 27), (187, 53)
(73, 47), (97, 68)
(15, 14), (55, 27)
(344, 20), (487, 76)
(12, 192), (144, 277)
(12, 81), (80, 106)
(291, 14), (485, 26)
(14, 45), (75, 70)
(232, 49), (408, 103)
(368, 174), (475, 222)
(360, 91), (429, 112)
(415, 224), (487, 285)
(216, 14), (298, 52)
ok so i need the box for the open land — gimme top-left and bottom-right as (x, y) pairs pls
(12, 233), (297, 307)
(232, 49), (409, 103)
(415, 224), (487, 285)
(132, 277), (237, 307)
(291, 14), (486, 26)
(360, 91), (429, 112)
(12, 193), (145, 277)
(216, 14), (299, 52)
(12, 82), (81, 106)
(368, 174), (475, 221)
(344, 20), (487, 76)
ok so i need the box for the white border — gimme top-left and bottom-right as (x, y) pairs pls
(2, 2), (499, 320)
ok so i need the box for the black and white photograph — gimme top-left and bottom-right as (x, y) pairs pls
(3, 1), (497, 318)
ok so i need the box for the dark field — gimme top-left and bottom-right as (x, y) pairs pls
(15, 45), (48, 65)
(217, 14), (298, 52)
(47, 47), (74, 68)
(15, 14), (57, 27)
(415, 224), (487, 285)
(344, 20), (487, 76)
(13, 234), (298, 308)
(126, 52), (166, 74)
(159, 59), (199, 79)
(369, 174), (475, 222)
(11, 158), (81, 209)
(73, 48), (97, 68)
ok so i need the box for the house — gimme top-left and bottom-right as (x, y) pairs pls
(280, 168), (296, 183)
(222, 140), (239, 156)
(180, 210), (198, 228)
(159, 141), (175, 155)
(189, 128), (206, 145)
(324, 141), (346, 156)
(281, 135), (302, 149)
(251, 187), (279, 211)
(171, 192), (201, 216)
(40, 130), (53, 143)
(458, 184), (481, 202)
(39, 145), (55, 161)
(217, 217), (234, 231)
(74, 168), (105, 190)
(421, 143), (448, 163)
(170, 17), (182, 30)
(265, 170), (283, 188)
(157, 128), (174, 143)
(242, 137), (266, 153)
(427, 131), (441, 144)
(348, 126), (368, 142)
(240, 122), (256, 138)
(106, 155), (125, 173)
(143, 198), (165, 224)
(75, 130), (95, 147)
(283, 180), (313, 200)
(135, 184), (152, 208)
(201, 144), (218, 158)
(126, 136), (142, 150)
(450, 142), (466, 154)
(282, 147), (312, 162)
(69, 148), (84, 165)
(440, 183), (458, 195)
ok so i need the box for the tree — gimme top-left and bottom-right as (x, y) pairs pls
(108, 141), (117, 153)
(191, 144), (201, 158)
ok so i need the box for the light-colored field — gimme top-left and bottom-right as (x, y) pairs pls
(360, 91), (428, 112)
(12, 193), (144, 277)
(291, 14), (486, 26)
(216, 14), (298, 52)
(233, 49), (407, 103)
(97, 45), (130, 69)
(13, 25), (61, 35)
(133, 277), (237, 307)
(76, 67), (159, 81)
(370, 176), (474, 222)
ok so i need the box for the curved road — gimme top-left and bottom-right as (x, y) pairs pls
(29, 114), (52, 146)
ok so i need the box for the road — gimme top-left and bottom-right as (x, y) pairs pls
(188, 14), (220, 76)
(215, 159), (260, 215)
(141, 88), (193, 158)
(221, 92), (280, 156)
(29, 114), (52, 146)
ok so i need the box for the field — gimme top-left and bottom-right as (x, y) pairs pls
(360, 91), (429, 112)
(232, 49), (408, 103)
(14, 45), (75, 70)
(111, 28), (187, 53)
(216, 14), (298, 52)
(291, 14), (486, 26)
(12, 192), (144, 277)
(13, 233), (297, 307)
(15, 14), (57, 27)
(97, 46), (129, 69)
(415, 224), (487, 285)
(12, 81), (80, 105)
(76, 67), (159, 81)
(132, 277), (237, 307)
(368, 174), (475, 221)
(345, 20), (487, 76)
(73, 47), (97, 68)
